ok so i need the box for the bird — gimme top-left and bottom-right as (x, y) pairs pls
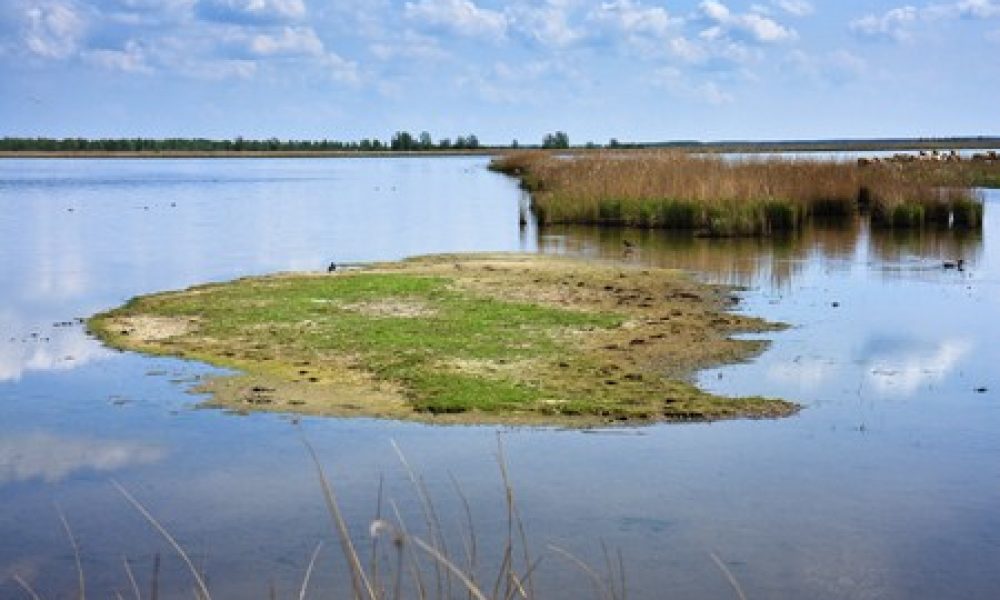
(327, 262), (337, 273)
(622, 239), (636, 257)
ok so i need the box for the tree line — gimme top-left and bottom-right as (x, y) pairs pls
(0, 133), (488, 153)
(2, 134), (996, 154)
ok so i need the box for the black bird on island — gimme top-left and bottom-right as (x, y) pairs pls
(943, 259), (965, 271)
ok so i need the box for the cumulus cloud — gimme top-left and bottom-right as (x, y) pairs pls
(850, 6), (920, 41)
(22, 1), (87, 59)
(651, 66), (735, 105)
(249, 25), (323, 56)
(772, 0), (813, 17)
(698, 0), (797, 43)
(851, 1), (1000, 41)
(588, 0), (679, 39)
(786, 48), (867, 85)
(83, 38), (153, 71)
(507, 1), (582, 47)
(370, 30), (449, 61)
(322, 51), (360, 84)
(195, 0), (305, 24)
(404, 0), (508, 40)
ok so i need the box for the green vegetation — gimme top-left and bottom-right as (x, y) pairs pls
(491, 151), (991, 235)
(88, 254), (797, 425)
(5, 135), (998, 155)
(0, 133), (484, 153)
(541, 131), (570, 149)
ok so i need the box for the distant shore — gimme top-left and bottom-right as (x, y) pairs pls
(0, 149), (499, 159)
(3, 136), (999, 159)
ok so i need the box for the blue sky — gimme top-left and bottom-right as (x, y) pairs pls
(1, 0), (998, 143)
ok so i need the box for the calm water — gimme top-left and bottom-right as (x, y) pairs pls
(1, 158), (998, 599)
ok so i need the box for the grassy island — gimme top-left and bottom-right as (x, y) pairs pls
(491, 151), (993, 236)
(88, 254), (797, 425)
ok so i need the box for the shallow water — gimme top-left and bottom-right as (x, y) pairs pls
(1, 157), (998, 599)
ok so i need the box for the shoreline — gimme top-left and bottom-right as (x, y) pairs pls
(0, 149), (499, 159)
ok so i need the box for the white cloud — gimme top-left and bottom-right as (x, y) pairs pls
(507, 2), (582, 47)
(23, 1), (86, 59)
(83, 39), (152, 72)
(650, 66), (735, 105)
(370, 30), (449, 61)
(851, 1), (1000, 42)
(195, 0), (305, 24)
(850, 6), (920, 41)
(322, 51), (360, 85)
(698, 0), (797, 43)
(924, 0), (1000, 19)
(787, 48), (867, 84)
(589, 0), (679, 38)
(249, 25), (323, 56)
(773, 0), (813, 17)
(404, 0), (508, 40)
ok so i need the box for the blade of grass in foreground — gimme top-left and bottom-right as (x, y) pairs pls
(110, 480), (212, 600)
(300, 437), (375, 600)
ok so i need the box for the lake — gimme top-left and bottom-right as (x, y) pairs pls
(1, 157), (998, 599)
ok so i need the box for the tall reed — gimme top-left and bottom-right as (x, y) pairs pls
(490, 151), (986, 235)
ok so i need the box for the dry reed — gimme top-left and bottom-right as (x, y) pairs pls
(490, 151), (986, 235)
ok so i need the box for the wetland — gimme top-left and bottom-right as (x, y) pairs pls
(1, 156), (999, 599)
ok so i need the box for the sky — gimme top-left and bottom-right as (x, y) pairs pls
(1, 0), (999, 143)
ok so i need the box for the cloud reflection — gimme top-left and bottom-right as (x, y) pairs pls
(0, 432), (165, 485)
(0, 320), (112, 382)
(864, 338), (972, 395)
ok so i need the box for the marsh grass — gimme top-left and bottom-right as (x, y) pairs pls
(490, 151), (987, 235)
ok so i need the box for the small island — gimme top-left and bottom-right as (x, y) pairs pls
(88, 254), (797, 425)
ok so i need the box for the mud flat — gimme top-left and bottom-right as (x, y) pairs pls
(88, 254), (797, 426)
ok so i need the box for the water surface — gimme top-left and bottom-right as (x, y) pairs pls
(1, 158), (998, 599)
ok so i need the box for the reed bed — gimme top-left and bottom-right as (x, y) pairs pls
(490, 151), (986, 235)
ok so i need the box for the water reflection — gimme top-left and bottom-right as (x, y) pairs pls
(536, 219), (983, 289)
(0, 316), (110, 382)
(0, 432), (165, 484)
(864, 337), (972, 395)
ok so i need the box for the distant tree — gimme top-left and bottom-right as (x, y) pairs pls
(542, 131), (569, 149)
(608, 138), (620, 149)
(419, 131), (433, 150)
(438, 138), (452, 149)
(585, 141), (597, 149)
(391, 131), (416, 151)
(454, 135), (468, 149)
(466, 134), (480, 149)
(512, 139), (519, 149)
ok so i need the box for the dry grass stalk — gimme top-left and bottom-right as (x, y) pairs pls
(709, 551), (748, 600)
(298, 542), (324, 600)
(111, 481), (213, 600)
(123, 556), (141, 600)
(55, 505), (85, 600)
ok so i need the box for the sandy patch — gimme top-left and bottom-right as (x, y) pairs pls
(116, 316), (197, 341)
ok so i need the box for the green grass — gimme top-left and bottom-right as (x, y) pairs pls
(106, 273), (620, 414)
